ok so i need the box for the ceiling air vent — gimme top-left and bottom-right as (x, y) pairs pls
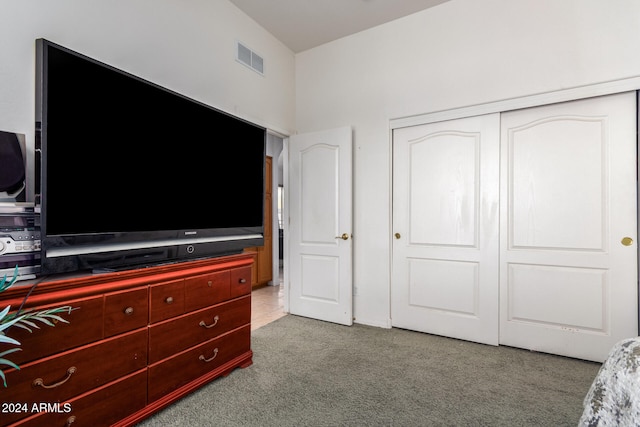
(236, 41), (264, 75)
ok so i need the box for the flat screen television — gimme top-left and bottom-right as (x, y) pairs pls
(35, 39), (265, 275)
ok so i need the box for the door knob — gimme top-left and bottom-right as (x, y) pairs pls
(621, 237), (634, 246)
(394, 233), (401, 239)
(335, 233), (349, 240)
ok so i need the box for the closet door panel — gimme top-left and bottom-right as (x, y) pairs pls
(500, 91), (637, 362)
(509, 116), (605, 250)
(392, 113), (500, 346)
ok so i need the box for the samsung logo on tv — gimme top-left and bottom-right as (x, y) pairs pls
(184, 231), (197, 235)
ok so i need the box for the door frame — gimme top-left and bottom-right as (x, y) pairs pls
(391, 76), (640, 129)
(283, 136), (290, 313)
(390, 76), (640, 333)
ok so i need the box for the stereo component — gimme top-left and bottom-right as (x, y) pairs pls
(0, 203), (40, 281)
(0, 131), (27, 203)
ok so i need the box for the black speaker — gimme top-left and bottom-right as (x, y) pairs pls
(0, 130), (26, 202)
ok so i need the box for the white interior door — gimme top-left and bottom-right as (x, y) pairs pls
(500, 92), (638, 362)
(392, 114), (500, 345)
(288, 126), (353, 325)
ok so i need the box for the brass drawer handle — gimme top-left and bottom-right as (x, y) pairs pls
(33, 366), (77, 389)
(124, 306), (134, 315)
(199, 315), (219, 329)
(199, 348), (218, 363)
(66, 416), (76, 426)
(165, 296), (174, 304)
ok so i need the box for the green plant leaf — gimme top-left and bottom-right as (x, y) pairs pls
(0, 335), (20, 346)
(0, 348), (21, 388)
(0, 312), (26, 334)
(0, 347), (21, 361)
(0, 266), (75, 387)
(0, 265), (19, 293)
(1, 306), (74, 335)
(11, 319), (38, 331)
(0, 358), (20, 370)
(12, 307), (74, 332)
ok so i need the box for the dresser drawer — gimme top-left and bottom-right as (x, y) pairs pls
(1, 296), (104, 366)
(104, 287), (149, 337)
(149, 279), (184, 323)
(0, 329), (147, 425)
(13, 369), (147, 427)
(184, 270), (230, 312)
(148, 325), (251, 402)
(149, 295), (250, 364)
(230, 267), (252, 298)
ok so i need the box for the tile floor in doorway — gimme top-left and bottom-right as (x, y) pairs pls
(250, 270), (286, 330)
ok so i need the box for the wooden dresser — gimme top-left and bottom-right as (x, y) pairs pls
(0, 253), (253, 426)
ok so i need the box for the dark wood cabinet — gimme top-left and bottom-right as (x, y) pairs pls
(245, 156), (273, 287)
(0, 253), (253, 427)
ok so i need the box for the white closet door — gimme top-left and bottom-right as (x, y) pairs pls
(392, 114), (500, 345)
(500, 92), (637, 362)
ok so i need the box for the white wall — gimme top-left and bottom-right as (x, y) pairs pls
(0, 0), (295, 199)
(4, 0), (640, 328)
(294, 0), (640, 327)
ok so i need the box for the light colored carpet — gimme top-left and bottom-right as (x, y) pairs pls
(138, 314), (600, 426)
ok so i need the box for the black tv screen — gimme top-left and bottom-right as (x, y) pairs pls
(36, 39), (265, 275)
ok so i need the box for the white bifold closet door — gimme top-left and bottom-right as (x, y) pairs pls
(392, 113), (501, 346)
(392, 91), (638, 362)
(499, 92), (637, 362)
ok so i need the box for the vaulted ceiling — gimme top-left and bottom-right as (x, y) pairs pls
(228, 0), (451, 53)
